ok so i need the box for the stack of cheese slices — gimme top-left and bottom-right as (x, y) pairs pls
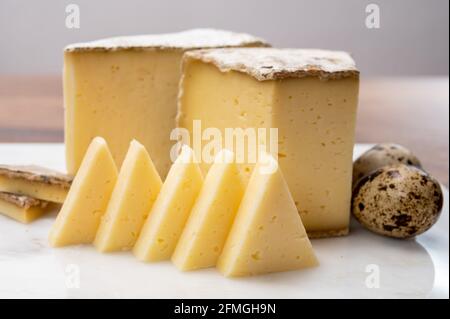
(0, 165), (72, 223)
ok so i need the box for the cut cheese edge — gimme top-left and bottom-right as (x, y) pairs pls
(172, 150), (244, 271)
(49, 137), (118, 247)
(133, 145), (203, 262)
(217, 151), (318, 277)
(94, 140), (162, 252)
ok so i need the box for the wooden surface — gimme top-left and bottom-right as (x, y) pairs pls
(0, 76), (448, 186)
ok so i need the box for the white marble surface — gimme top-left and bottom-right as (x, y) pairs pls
(0, 143), (448, 299)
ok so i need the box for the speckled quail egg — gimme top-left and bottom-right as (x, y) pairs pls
(352, 164), (443, 239)
(353, 143), (422, 188)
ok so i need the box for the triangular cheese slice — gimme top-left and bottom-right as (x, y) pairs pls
(49, 137), (118, 247)
(217, 151), (318, 277)
(94, 140), (162, 252)
(172, 149), (244, 271)
(133, 145), (203, 262)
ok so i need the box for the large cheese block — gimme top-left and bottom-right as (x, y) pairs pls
(64, 29), (268, 177)
(172, 149), (244, 271)
(133, 145), (203, 262)
(177, 48), (359, 238)
(49, 137), (118, 247)
(94, 140), (162, 252)
(217, 151), (318, 277)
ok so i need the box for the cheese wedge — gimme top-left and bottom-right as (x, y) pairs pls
(49, 137), (118, 247)
(177, 48), (359, 238)
(64, 29), (268, 178)
(94, 140), (162, 252)
(133, 145), (203, 262)
(0, 165), (72, 203)
(0, 192), (54, 223)
(217, 151), (318, 277)
(172, 150), (244, 271)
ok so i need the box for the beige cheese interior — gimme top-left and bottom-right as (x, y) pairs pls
(178, 61), (276, 177)
(178, 61), (359, 236)
(64, 50), (182, 177)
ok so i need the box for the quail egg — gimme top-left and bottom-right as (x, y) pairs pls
(353, 143), (422, 188)
(352, 164), (443, 239)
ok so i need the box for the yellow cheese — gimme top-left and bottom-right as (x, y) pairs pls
(49, 137), (118, 247)
(172, 150), (244, 271)
(217, 151), (318, 277)
(64, 29), (268, 177)
(133, 145), (203, 262)
(177, 48), (359, 238)
(0, 165), (72, 204)
(0, 192), (55, 224)
(94, 140), (162, 252)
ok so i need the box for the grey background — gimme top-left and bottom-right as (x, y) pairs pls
(0, 0), (448, 76)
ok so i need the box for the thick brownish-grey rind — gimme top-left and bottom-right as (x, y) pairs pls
(64, 29), (269, 52)
(0, 165), (73, 188)
(0, 191), (49, 209)
(184, 48), (359, 81)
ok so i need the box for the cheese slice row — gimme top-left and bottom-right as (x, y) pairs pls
(94, 140), (162, 252)
(133, 145), (204, 261)
(49, 137), (317, 276)
(171, 149), (245, 271)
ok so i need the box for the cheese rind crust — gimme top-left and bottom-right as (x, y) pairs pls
(0, 191), (52, 223)
(0, 165), (72, 203)
(184, 48), (359, 81)
(0, 191), (48, 209)
(0, 165), (72, 188)
(65, 29), (269, 52)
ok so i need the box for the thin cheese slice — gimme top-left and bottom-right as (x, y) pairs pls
(217, 151), (318, 277)
(133, 145), (203, 262)
(0, 192), (54, 224)
(0, 165), (72, 203)
(172, 150), (244, 271)
(49, 137), (118, 247)
(94, 140), (162, 252)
